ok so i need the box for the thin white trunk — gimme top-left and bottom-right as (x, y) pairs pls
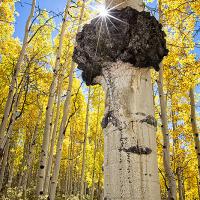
(43, 84), (62, 195)
(48, 63), (75, 200)
(7, 161), (14, 188)
(0, 74), (27, 152)
(22, 109), (42, 197)
(157, 64), (177, 200)
(91, 92), (101, 200)
(80, 86), (91, 199)
(177, 167), (184, 200)
(189, 87), (200, 198)
(94, 61), (161, 200)
(0, 140), (10, 191)
(36, 1), (70, 195)
(0, 0), (36, 142)
(48, 3), (85, 199)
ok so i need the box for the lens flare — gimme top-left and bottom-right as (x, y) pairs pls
(98, 5), (108, 17)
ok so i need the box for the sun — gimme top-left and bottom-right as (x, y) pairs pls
(98, 5), (109, 17)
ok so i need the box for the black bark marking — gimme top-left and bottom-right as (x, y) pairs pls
(40, 165), (44, 169)
(119, 145), (152, 155)
(140, 115), (157, 127)
(101, 110), (122, 130)
(73, 7), (168, 85)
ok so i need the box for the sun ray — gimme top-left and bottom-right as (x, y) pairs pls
(107, 14), (128, 25)
(95, 18), (103, 56)
(104, 17), (111, 39)
(106, 17), (119, 31)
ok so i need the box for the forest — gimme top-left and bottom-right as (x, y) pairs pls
(0, 0), (200, 199)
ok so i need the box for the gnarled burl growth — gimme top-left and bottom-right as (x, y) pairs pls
(73, 4), (168, 200)
(73, 6), (168, 85)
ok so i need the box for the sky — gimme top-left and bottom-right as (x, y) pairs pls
(14, 0), (66, 40)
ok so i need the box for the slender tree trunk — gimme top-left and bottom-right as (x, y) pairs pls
(47, 61), (76, 200)
(189, 87), (200, 198)
(176, 167), (184, 200)
(43, 88), (61, 195)
(91, 92), (101, 200)
(65, 127), (75, 198)
(36, 1), (71, 196)
(0, 0), (36, 143)
(80, 87), (91, 199)
(22, 109), (42, 198)
(0, 72), (28, 153)
(48, 3), (85, 199)
(7, 160), (14, 188)
(157, 64), (177, 200)
(172, 109), (184, 200)
(0, 140), (10, 191)
(43, 43), (71, 194)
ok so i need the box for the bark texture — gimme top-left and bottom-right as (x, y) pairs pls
(94, 62), (161, 199)
(189, 88), (200, 199)
(157, 65), (177, 200)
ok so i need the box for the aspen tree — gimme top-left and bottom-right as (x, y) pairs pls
(189, 87), (200, 198)
(73, 0), (167, 198)
(80, 86), (91, 199)
(36, 0), (71, 196)
(157, 65), (177, 200)
(48, 2), (86, 199)
(0, 0), (36, 144)
(91, 91), (101, 200)
(157, 1), (177, 198)
(0, 140), (10, 191)
(22, 106), (42, 198)
(44, 43), (73, 195)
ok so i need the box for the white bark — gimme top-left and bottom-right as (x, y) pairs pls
(48, 3), (85, 199)
(189, 87), (200, 198)
(36, 1), (70, 195)
(94, 61), (160, 200)
(48, 63), (74, 200)
(0, 140), (10, 191)
(80, 87), (91, 198)
(91, 92), (101, 200)
(22, 109), (42, 197)
(157, 64), (177, 200)
(0, 0), (36, 143)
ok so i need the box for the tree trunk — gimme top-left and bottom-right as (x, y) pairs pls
(0, 72), (28, 153)
(157, 64), (177, 200)
(48, 3), (85, 199)
(91, 91), (101, 200)
(43, 42), (71, 194)
(22, 108), (42, 198)
(0, 140), (10, 191)
(176, 167), (184, 200)
(36, 1), (70, 196)
(189, 87), (200, 198)
(47, 63), (75, 200)
(0, 0), (36, 143)
(157, 0), (177, 198)
(43, 87), (61, 195)
(94, 60), (161, 199)
(7, 160), (14, 188)
(80, 86), (91, 199)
